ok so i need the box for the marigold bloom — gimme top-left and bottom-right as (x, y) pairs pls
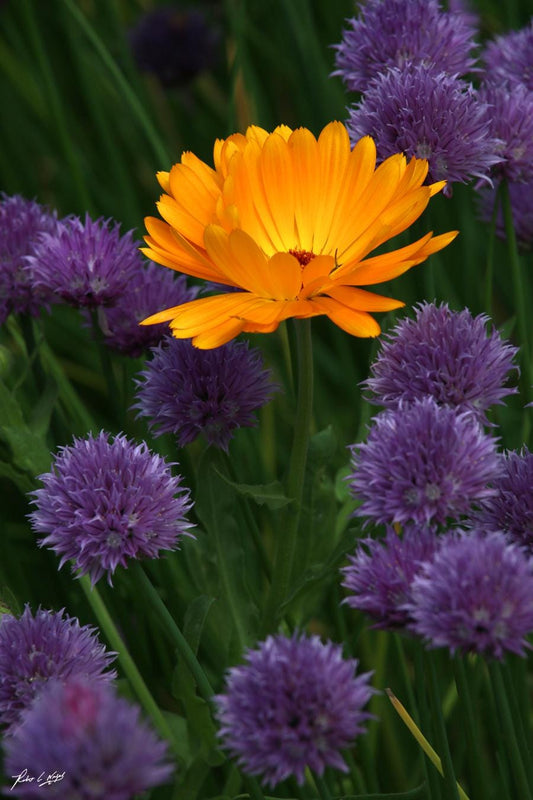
(142, 122), (457, 348)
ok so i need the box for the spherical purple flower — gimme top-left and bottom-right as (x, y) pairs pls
(99, 261), (199, 357)
(0, 606), (115, 730)
(333, 0), (478, 94)
(471, 448), (533, 553)
(476, 179), (533, 250)
(363, 302), (519, 423)
(349, 397), (500, 526)
(406, 530), (533, 658)
(483, 20), (533, 92)
(129, 6), (220, 87)
(342, 524), (441, 630)
(477, 83), (533, 183)
(3, 678), (172, 798)
(28, 214), (142, 309)
(347, 67), (502, 192)
(29, 431), (194, 585)
(0, 193), (58, 323)
(134, 338), (277, 451)
(215, 632), (374, 787)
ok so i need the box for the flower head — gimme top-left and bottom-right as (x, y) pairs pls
(482, 20), (533, 91)
(476, 179), (533, 250)
(0, 193), (58, 323)
(215, 632), (374, 787)
(347, 67), (502, 192)
(134, 338), (276, 450)
(100, 261), (199, 357)
(141, 122), (456, 348)
(471, 448), (533, 553)
(349, 397), (500, 526)
(363, 302), (519, 422)
(342, 524), (441, 630)
(478, 83), (533, 183)
(3, 678), (172, 798)
(0, 606), (115, 729)
(333, 0), (478, 94)
(406, 530), (533, 658)
(28, 214), (142, 308)
(129, 5), (220, 87)
(29, 431), (194, 585)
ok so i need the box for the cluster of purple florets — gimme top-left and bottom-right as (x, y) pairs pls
(335, 0), (533, 241)
(343, 302), (533, 660)
(0, 606), (172, 798)
(0, 195), (199, 355)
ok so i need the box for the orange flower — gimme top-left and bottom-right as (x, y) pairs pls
(142, 122), (457, 348)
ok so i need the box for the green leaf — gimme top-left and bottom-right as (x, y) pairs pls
(0, 461), (35, 493)
(212, 467), (292, 510)
(183, 595), (216, 656)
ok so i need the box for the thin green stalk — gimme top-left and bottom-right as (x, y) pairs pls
(78, 575), (179, 754)
(452, 657), (490, 800)
(222, 452), (272, 582)
(313, 772), (333, 800)
(488, 660), (533, 800)
(62, 0), (170, 167)
(426, 656), (460, 800)
(483, 183), (501, 316)
(19, 315), (46, 394)
(130, 563), (214, 704)
(90, 310), (122, 424)
(337, 786), (427, 800)
(414, 646), (441, 800)
(20, 0), (92, 212)
(261, 319), (313, 633)
(501, 180), (532, 411)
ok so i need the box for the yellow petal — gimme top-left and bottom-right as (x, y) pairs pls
(313, 296), (381, 337)
(326, 285), (405, 312)
(314, 122), (351, 252)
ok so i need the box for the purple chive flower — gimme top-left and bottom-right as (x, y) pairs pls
(471, 448), (533, 553)
(134, 338), (277, 451)
(129, 6), (220, 87)
(476, 179), (533, 250)
(333, 0), (478, 94)
(347, 66), (502, 193)
(477, 83), (533, 183)
(363, 302), (519, 423)
(99, 261), (199, 358)
(406, 530), (533, 658)
(349, 397), (500, 527)
(28, 214), (142, 309)
(341, 524), (441, 630)
(482, 19), (533, 92)
(0, 194), (58, 324)
(0, 606), (115, 730)
(29, 431), (194, 585)
(215, 632), (374, 787)
(3, 678), (172, 798)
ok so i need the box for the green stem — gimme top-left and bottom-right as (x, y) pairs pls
(78, 575), (179, 754)
(130, 562), (215, 705)
(488, 660), (533, 800)
(313, 772), (333, 800)
(501, 180), (532, 410)
(62, 0), (170, 168)
(337, 786), (427, 800)
(90, 309), (122, 424)
(452, 657), (489, 800)
(483, 183), (501, 316)
(261, 319), (314, 633)
(20, 0), (92, 212)
(414, 646), (441, 800)
(426, 656), (460, 800)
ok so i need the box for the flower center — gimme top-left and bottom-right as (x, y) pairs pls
(288, 248), (315, 266)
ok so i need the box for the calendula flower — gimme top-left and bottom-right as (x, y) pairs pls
(141, 122), (457, 348)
